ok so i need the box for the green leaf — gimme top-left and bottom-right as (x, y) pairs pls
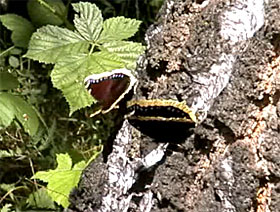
(8, 55), (19, 68)
(10, 48), (22, 55)
(0, 93), (39, 136)
(27, 0), (66, 27)
(24, 2), (145, 115)
(72, 2), (103, 41)
(0, 72), (19, 90)
(25, 25), (89, 64)
(0, 204), (12, 212)
(150, 0), (164, 7)
(0, 148), (23, 158)
(51, 52), (124, 115)
(0, 93), (19, 127)
(0, 183), (16, 192)
(26, 188), (56, 209)
(102, 41), (145, 70)
(0, 14), (35, 48)
(32, 153), (87, 208)
(99, 17), (141, 42)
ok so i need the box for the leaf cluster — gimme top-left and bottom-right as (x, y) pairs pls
(25, 2), (145, 114)
(0, 0), (162, 211)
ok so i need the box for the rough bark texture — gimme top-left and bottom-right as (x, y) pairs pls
(68, 0), (280, 211)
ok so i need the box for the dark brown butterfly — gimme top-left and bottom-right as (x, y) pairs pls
(126, 99), (197, 122)
(84, 68), (137, 116)
(126, 99), (197, 140)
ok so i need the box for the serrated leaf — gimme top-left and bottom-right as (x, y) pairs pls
(102, 41), (145, 70)
(32, 153), (87, 208)
(72, 2), (103, 41)
(51, 52), (124, 115)
(26, 188), (56, 209)
(0, 93), (39, 136)
(0, 72), (19, 90)
(99, 17), (141, 42)
(0, 14), (35, 48)
(25, 25), (89, 64)
(27, 0), (66, 27)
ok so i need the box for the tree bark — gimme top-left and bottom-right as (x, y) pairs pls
(68, 0), (280, 211)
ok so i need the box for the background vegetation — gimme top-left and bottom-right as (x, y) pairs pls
(0, 0), (162, 211)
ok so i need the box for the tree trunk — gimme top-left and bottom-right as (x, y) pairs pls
(68, 0), (280, 211)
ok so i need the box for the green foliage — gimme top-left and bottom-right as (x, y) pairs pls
(0, 14), (35, 48)
(0, 72), (19, 90)
(72, 2), (103, 41)
(0, 148), (23, 158)
(25, 25), (89, 64)
(0, 93), (39, 136)
(150, 0), (165, 8)
(99, 16), (141, 42)
(25, 2), (145, 115)
(0, 183), (16, 194)
(51, 52), (124, 113)
(0, 204), (12, 212)
(32, 153), (84, 207)
(101, 41), (144, 70)
(8, 56), (19, 68)
(0, 0), (162, 210)
(0, 0), (69, 49)
(27, 0), (66, 27)
(26, 188), (56, 209)
(32, 152), (100, 208)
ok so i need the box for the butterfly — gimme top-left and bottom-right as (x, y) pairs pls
(126, 99), (197, 140)
(126, 99), (197, 122)
(84, 68), (137, 116)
